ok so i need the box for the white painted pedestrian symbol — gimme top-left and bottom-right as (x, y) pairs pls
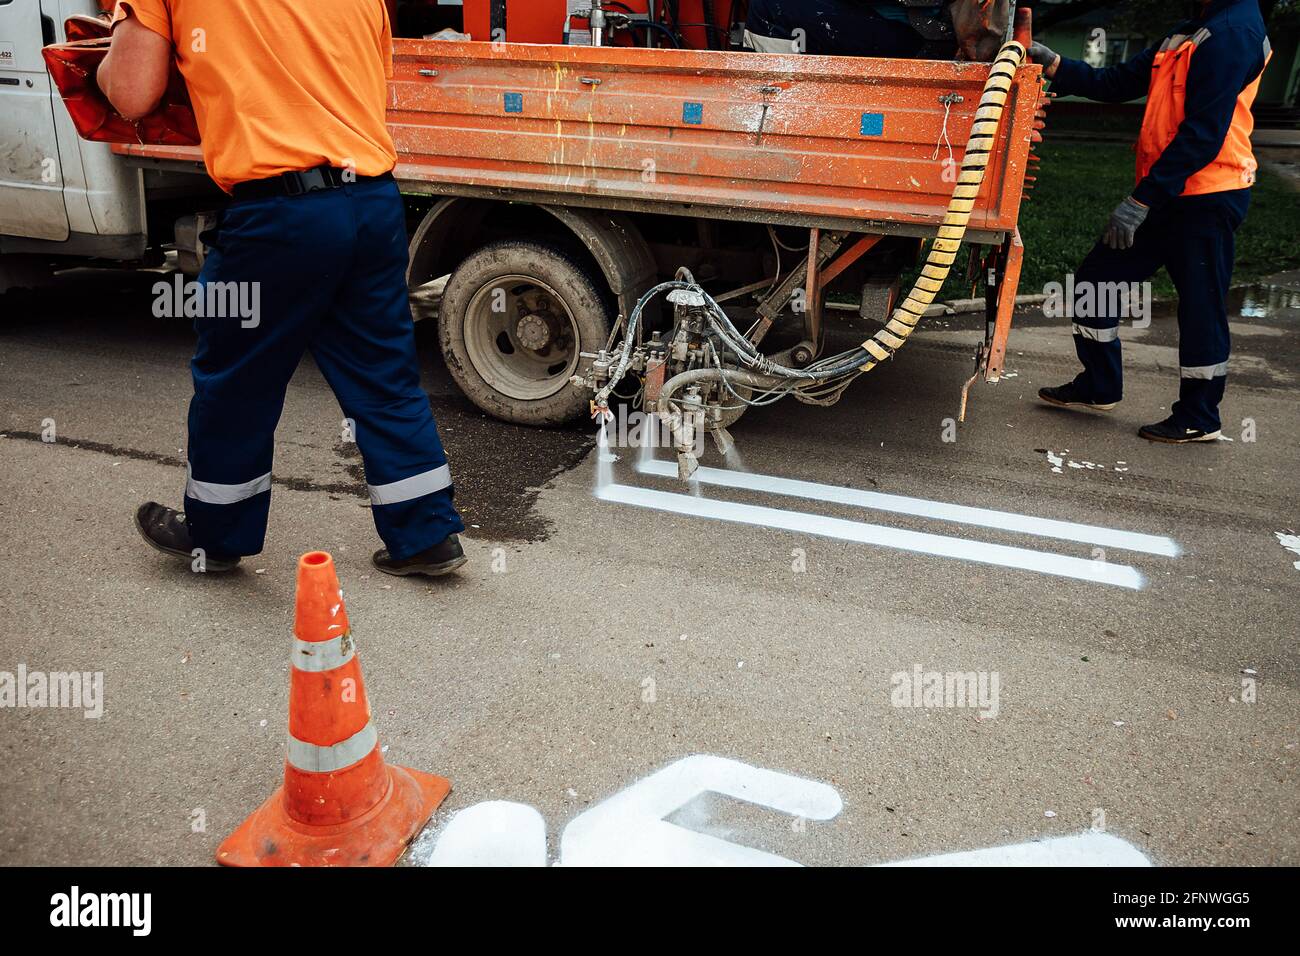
(560, 755), (841, 866)
(417, 755), (1151, 867)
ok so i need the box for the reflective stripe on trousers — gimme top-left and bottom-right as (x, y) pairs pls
(369, 464), (453, 506)
(1181, 362), (1228, 379)
(1072, 324), (1120, 343)
(186, 467), (272, 505)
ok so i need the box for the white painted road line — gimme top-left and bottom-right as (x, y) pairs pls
(597, 483), (1146, 589)
(876, 832), (1152, 867)
(637, 459), (1179, 558)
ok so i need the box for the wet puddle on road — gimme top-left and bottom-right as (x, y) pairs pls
(1236, 280), (1300, 320)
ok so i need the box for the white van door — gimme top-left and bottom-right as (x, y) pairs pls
(0, 0), (70, 240)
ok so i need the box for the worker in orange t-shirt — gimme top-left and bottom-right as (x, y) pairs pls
(99, 1), (467, 576)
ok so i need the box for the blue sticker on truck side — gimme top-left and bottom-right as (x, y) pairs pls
(860, 112), (884, 136)
(683, 102), (704, 125)
(504, 92), (524, 113)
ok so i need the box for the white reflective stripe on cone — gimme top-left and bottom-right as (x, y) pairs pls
(1181, 362), (1228, 379)
(291, 634), (355, 673)
(368, 464), (452, 506)
(1072, 324), (1119, 343)
(186, 469), (272, 505)
(286, 722), (378, 774)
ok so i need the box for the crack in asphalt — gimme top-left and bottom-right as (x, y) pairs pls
(3, 430), (373, 499)
(3, 420), (598, 543)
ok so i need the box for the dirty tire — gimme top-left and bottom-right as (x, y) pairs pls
(716, 384), (751, 430)
(439, 240), (612, 426)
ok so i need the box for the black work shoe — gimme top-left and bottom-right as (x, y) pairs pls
(1138, 417), (1221, 444)
(134, 502), (240, 572)
(1038, 382), (1119, 411)
(372, 535), (467, 577)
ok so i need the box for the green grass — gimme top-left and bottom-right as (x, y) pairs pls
(896, 140), (1300, 302)
(1016, 141), (1300, 298)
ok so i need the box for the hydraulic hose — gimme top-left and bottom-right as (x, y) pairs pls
(655, 367), (788, 421)
(592, 279), (694, 411)
(655, 31), (1031, 411)
(597, 13), (1033, 421)
(700, 0), (718, 50)
(858, 30), (1029, 370)
(633, 20), (683, 47)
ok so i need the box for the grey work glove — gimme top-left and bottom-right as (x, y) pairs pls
(1103, 196), (1150, 251)
(1028, 41), (1060, 78)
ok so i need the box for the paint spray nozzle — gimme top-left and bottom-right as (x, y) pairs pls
(677, 450), (700, 481)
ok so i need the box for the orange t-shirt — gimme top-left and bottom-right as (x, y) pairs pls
(112, 0), (399, 193)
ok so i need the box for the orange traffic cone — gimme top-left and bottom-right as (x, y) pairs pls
(217, 551), (450, 867)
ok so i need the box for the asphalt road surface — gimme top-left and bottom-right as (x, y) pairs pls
(2, 267), (1297, 866)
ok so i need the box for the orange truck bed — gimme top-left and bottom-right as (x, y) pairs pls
(114, 39), (1042, 242)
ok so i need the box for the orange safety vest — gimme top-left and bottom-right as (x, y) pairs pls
(1136, 28), (1272, 196)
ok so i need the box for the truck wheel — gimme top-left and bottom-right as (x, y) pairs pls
(716, 385), (751, 430)
(439, 240), (612, 426)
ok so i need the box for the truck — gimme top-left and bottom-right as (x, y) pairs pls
(5, 0), (1041, 454)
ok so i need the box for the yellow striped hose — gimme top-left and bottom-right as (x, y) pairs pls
(860, 38), (1028, 367)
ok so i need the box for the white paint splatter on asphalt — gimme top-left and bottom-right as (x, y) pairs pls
(1275, 531), (1300, 570)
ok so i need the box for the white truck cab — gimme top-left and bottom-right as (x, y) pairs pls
(0, 0), (213, 290)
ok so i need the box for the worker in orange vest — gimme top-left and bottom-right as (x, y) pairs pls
(98, 1), (469, 576)
(1031, 0), (1270, 443)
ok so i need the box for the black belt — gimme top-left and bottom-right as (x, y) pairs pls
(231, 165), (392, 201)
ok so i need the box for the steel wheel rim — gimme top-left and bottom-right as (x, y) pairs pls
(463, 275), (582, 401)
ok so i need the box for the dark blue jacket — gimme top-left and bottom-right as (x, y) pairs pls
(746, 0), (936, 57)
(1049, 0), (1269, 207)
